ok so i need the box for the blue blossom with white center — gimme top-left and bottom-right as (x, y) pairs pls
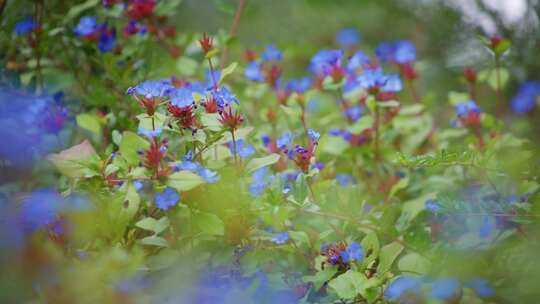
(212, 86), (239, 107)
(15, 16), (37, 35)
(154, 188), (179, 210)
(245, 61), (265, 81)
(307, 128), (320, 144)
(455, 100), (480, 117)
(128, 80), (173, 98)
(431, 277), (461, 300)
(336, 28), (360, 48)
(347, 51), (370, 72)
(276, 132), (293, 150)
(336, 174), (354, 186)
(286, 77), (312, 94)
(384, 276), (423, 301)
(270, 231), (289, 244)
(345, 105), (363, 121)
(466, 278), (495, 298)
(249, 167), (275, 197)
(74, 16), (98, 36)
(340, 241), (363, 263)
(394, 40), (417, 64)
(137, 127), (162, 138)
(228, 139), (255, 159)
(170, 87), (194, 107)
(309, 49), (343, 77)
(261, 45), (282, 62)
(424, 199), (440, 212)
(511, 81), (540, 114)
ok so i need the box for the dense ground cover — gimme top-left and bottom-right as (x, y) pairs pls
(1, 1), (540, 303)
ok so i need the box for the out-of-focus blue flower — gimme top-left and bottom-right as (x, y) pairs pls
(137, 127), (162, 138)
(310, 49), (343, 77)
(384, 276), (423, 301)
(229, 139), (255, 159)
(270, 231), (289, 244)
(212, 86), (239, 108)
(431, 277), (461, 300)
(340, 241), (363, 263)
(170, 87), (194, 107)
(336, 174), (354, 186)
(154, 188), (179, 210)
(98, 26), (116, 53)
(74, 16), (98, 36)
(206, 69), (221, 87)
(455, 100), (480, 117)
(261, 134), (271, 147)
(394, 40), (417, 64)
(277, 132), (293, 150)
(511, 81), (540, 114)
(20, 189), (63, 232)
(183, 150), (193, 162)
(307, 128), (320, 143)
(375, 41), (395, 62)
(336, 28), (360, 48)
(133, 181), (144, 191)
(176, 161), (219, 183)
(345, 105), (363, 121)
(261, 45), (282, 62)
(312, 162), (325, 170)
(425, 199), (440, 212)
(128, 80), (173, 98)
(245, 61), (265, 81)
(466, 278), (495, 298)
(479, 215), (494, 239)
(249, 167), (275, 197)
(347, 51), (370, 72)
(381, 74), (403, 92)
(15, 16), (37, 35)
(286, 77), (312, 94)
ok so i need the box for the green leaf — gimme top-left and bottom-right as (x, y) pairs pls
(289, 231), (310, 247)
(194, 212), (224, 236)
(112, 130), (122, 146)
(119, 131), (150, 165)
(361, 232), (380, 264)
(398, 252), (430, 274)
(389, 177), (409, 198)
(246, 154), (281, 173)
(135, 217), (170, 235)
(377, 242), (404, 274)
(348, 115), (373, 133)
(136, 113), (167, 131)
(176, 56), (198, 77)
(139, 236), (169, 247)
(303, 265), (338, 290)
(448, 91), (469, 106)
(167, 171), (205, 191)
(478, 68), (509, 91)
(76, 113), (102, 137)
(320, 135), (348, 156)
(155, 0), (183, 16)
(219, 61), (238, 84)
(280, 104), (302, 120)
(377, 100), (400, 108)
(399, 104), (424, 115)
(47, 140), (100, 178)
(494, 39), (511, 56)
(65, 0), (99, 22)
(328, 270), (366, 299)
(205, 48), (219, 59)
(200, 113), (222, 131)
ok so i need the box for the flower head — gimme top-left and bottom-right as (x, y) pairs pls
(249, 167), (275, 197)
(126, 0), (156, 19)
(271, 231), (289, 244)
(199, 32), (214, 54)
(431, 277), (461, 301)
(347, 51), (370, 72)
(245, 61), (265, 82)
(336, 28), (360, 48)
(276, 132), (293, 150)
(466, 278), (495, 298)
(261, 45), (282, 62)
(310, 49), (344, 78)
(339, 241), (363, 263)
(74, 16), (98, 37)
(384, 276), (423, 301)
(511, 81), (540, 114)
(98, 25), (116, 53)
(307, 128), (320, 144)
(286, 77), (312, 94)
(154, 188), (179, 210)
(15, 16), (37, 35)
(228, 139), (255, 159)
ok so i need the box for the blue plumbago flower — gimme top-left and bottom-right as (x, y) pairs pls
(479, 215), (494, 239)
(345, 105), (363, 121)
(271, 231), (289, 244)
(276, 132), (293, 150)
(394, 40), (417, 64)
(175, 161), (219, 183)
(455, 100), (480, 117)
(212, 86), (239, 108)
(261, 45), (283, 62)
(128, 80), (174, 98)
(340, 241), (363, 263)
(138, 127), (162, 138)
(375, 41), (395, 62)
(384, 276), (423, 301)
(350, 67), (402, 93)
(133, 181), (144, 191)
(307, 128), (320, 144)
(336, 174), (354, 186)
(228, 139), (255, 159)
(431, 277), (461, 300)
(169, 87), (195, 107)
(286, 77), (312, 94)
(261, 134), (271, 147)
(466, 278), (495, 298)
(183, 150), (193, 161)
(154, 188), (179, 210)
(15, 16), (37, 35)
(249, 167), (275, 197)
(381, 74), (403, 92)
(98, 26), (116, 53)
(245, 61), (265, 82)
(310, 49), (344, 77)
(206, 69), (221, 87)
(347, 51), (370, 72)
(312, 162), (325, 170)
(74, 16), (98, 36)
(511, 81), (540, 114)
(336, 28), (360, 48)
(20, 188), (63, 232)
(424, 199), (440, 212)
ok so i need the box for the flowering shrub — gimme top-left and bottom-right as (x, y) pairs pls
(1, 1), (540, 303)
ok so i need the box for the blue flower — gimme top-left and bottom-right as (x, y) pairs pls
(431, 277), (461, 300)
(511, 81), (540, 114)
(384, 276), (423, 301)
(15, 16), (37, 35)
(394, 40), (416, 64)
(98, 26), (116, 53)
(249, 167), (275, 197)
(347, 51), (370, 72)
(74, 16), (98, 36)
(375, 42), (395, 62)
(154, 188), (179, 210)
(198, 167), (220, 183)
(380, 74), (403, 92)
(479, 215), (494, 239)
(170, 87), (194, 107)
(336, 174), (354, 186)
(307, 128), (320, 143)
(286, 77), (312, 94)
(137, 127), (162, 138)
(229, 139), (255, 159)
(466, 278), (495, 298)
(206, 69), (221, 87)
(271, 231), (289, 244)
(183, 150), (193, 161)
(261, 45), (282, 62)
(345, 105), (363, 121)
(212, 87), (239, 108)
(455, 100), (480, 117)
(261, 134), (271, 147)
(310, 49), (343, 77)
(20, 189), (63, 231)
(336, 28), (360, 48)
(424, 199), (440, 212)
(133, 181), (144, 191)
(128, 80), (174, 98)
(276, 132), (293, 150)
(340, 241), (363, 263)
(245, 61), (265, 81)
